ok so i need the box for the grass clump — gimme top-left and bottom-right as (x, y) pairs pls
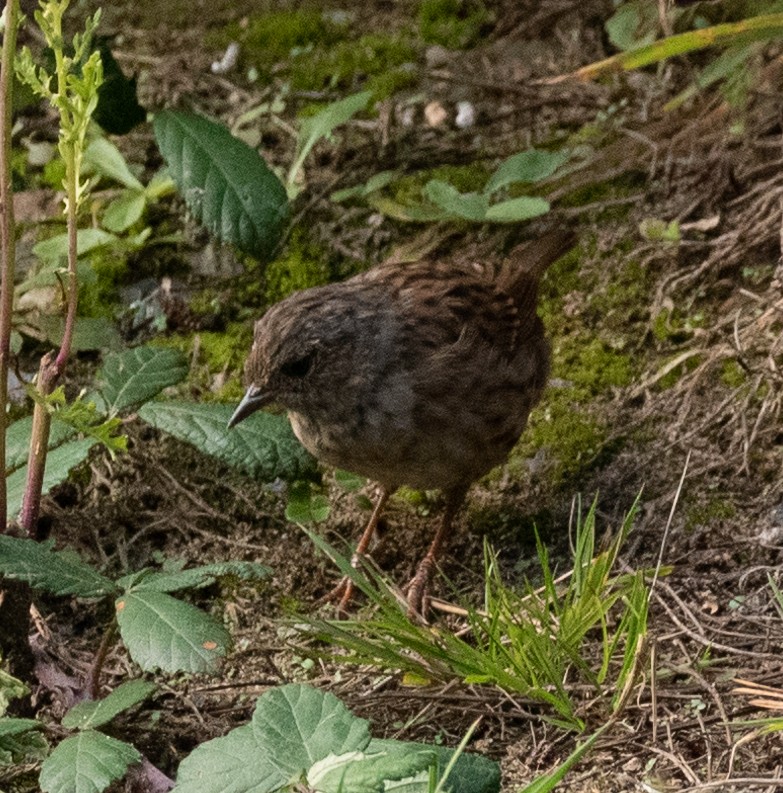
(304, 495), (650, 731)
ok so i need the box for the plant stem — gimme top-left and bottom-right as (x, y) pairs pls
(0, 0), (20, 532)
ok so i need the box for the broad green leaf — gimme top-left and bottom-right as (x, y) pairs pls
(484, 196), (551, 223)
(485, 149), (571, 194)
(33, 228), (118, 266)
(308, 745), (436, 793)
(0, 718), (41, 737)
(115, 590), (230, 674)
(604, 1), (661, 51)
(334, 470), (366, 492)
(83, 136), (144, 190)
(39, 731), (140, 793)
(137, 401), (316, 481)
(62, 680), (156, 731)
(288, 91), (372, 196)
(153, 110), (288, 260)
(423, 180), (488, 221)
(95, 346), (189, 414)
(6, 438), (99, 519)
(171, 724), (285, 793)
(102, 190), (146, 233)
(120, 561), (272, 594)
(38, 316), (123, 351)
(251, 684), (371, 778)
(0, 536), (115, 598)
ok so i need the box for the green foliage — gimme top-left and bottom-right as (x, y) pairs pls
(0, 535), (269, 674)
(61, 680), (156, 731)
(137, 401), (317, 482)
(353, 148), (572, 224)
(153, 110), (289, 260)
(304, 497), (650, 731)
(418, 0), (491, 49)
(171, 683), (500, 793)
(0, 667), (48, 767)
(285, 481), (331, 523)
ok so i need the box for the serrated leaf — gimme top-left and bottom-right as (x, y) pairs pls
(423, 180), (488, 221)
(83, 136), (144, 191)
(95, 346), (189, 415)
(115, 590), (230, 674)
(137, 401), (316, 481)
(485, 148), (571, 194)
(251, 684), (371, 778)
(6, 437), (98, 518)
(171, 724), (285, 793)
(0, 536), (116, 597)
(39, 731), (140, 793)
(62, 680), (156, 731)
(153, 110), (288, 260)
(125, 561), (272, 594)
(484, 196), (550, 223)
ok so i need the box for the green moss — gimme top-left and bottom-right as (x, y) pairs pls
(78, 248), (129, 318)
(685, 496), (736, 531)
(720, 358), (747, 388)
(418, 0), (491, 49)
(290, 33), (417, 99)
(390, 162), (492, 206)
(264, 228), (334, 304)
(652, 306), (706, 344)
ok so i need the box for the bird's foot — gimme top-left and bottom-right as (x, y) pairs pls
(404, 557), (435, 621)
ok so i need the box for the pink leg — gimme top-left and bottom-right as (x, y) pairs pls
(330, 486), (391, 613)
(406, 487), (467, 619)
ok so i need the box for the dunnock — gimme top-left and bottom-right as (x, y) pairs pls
(230, 231), (574, 617)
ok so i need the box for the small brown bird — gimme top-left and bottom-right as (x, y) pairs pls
(230, 231), (574, 616)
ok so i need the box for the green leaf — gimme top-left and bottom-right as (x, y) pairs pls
(137, 401), (316, 481)
(368, 195), (448, 223)
(62, 680), (156, 731)
(83, 136), (144, 190)
(285, 482), (330, 523)
(334, 469), (366, 492)
(171, 724), (285, 793)
(121, 560), (272, 594)
(95, 346), (189, 414)
(308, 745), (435, 793)
(102, 190), (146, 233)
(423, 180), (488, 221)
(37, 316), (123, 351)
(0, 718), (41, 737)
(33, 228), (118, 266)
(0, 536), (116, 598)
(484, 196), (551, 223)
(6, 417), (76, 472)
(485, 149), (571, 194)
(288, 91), (372, 196)
(605, 1), (660, 52)
(6, 436), (98, 519)
(251, 684), (371, 778)
(115, 590), (230, 674)
(331, 170), (397, 203)
(39, 731), (140, 793)
(153, 110), (288, 260)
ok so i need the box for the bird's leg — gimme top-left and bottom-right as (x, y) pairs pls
(405, 486), (467, 619)
(328, 486), (391, 614)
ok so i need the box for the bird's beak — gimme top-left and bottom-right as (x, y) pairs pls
(228, 385), (270, 428)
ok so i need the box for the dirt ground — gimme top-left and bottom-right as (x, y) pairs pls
(8, 0), (783, 791)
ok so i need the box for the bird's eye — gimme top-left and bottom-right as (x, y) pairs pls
(280, 352), (314, 378)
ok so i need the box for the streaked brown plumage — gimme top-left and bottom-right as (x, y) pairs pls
(230, 231), (574, 617)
